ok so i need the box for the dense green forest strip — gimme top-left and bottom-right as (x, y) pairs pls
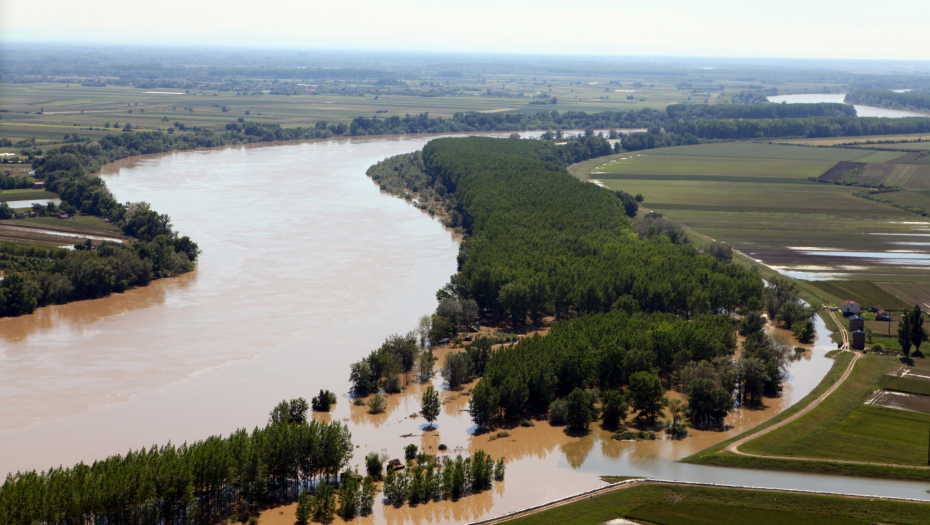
(0, 411), (355, 525)
(357, 136), (768, 428)
(845, 90), (930, 113)
(667, 103), (856, 119)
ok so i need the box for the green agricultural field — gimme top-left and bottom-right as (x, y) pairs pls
(591, 155), (833, 179)
(777, 133), (930, 146)
(853, 150), (910, 163)
(803, 280), (911, 310)
(740, 354), (930, 466)
(879, 375), (930, 396)
(499, 482), (930, 525)
(582, 141), (930, 305)
(644, 142), (876, 161)
(878, 282), (930, 309)
(0, 80), (697, 142)
(0, 189), (57, 202)
(857, 142), (930, 151)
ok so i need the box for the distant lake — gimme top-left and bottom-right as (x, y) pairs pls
(767, 93), (928, 118)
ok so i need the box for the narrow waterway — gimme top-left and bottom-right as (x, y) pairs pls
(1, 133), (927, 525)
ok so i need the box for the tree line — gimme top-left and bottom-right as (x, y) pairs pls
(0, 400), (354, 525)
(0, 237), (197, 317)
(845, 90), (930, 113)
(664, 115), (930, 140)
(667, 103), (857, 120)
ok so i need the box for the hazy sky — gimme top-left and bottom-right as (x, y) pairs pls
(2, 0), (927, 60)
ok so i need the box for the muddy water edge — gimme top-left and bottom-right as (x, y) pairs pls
(1, 133), (928, 525)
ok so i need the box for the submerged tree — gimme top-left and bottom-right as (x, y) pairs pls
(421, 385), (441, 429)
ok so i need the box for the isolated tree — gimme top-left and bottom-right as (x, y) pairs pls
(665, 398), (688, 437)
(898, 312), (913, 358)
(421, 385), (441, 428)
(909, 305), (928, 356)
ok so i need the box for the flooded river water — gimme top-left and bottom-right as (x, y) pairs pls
(1, 133), (928, 524)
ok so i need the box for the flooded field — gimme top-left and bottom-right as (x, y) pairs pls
(2, 133), (929, 524)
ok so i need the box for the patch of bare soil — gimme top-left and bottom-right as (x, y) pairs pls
(865, 389), (930, 414)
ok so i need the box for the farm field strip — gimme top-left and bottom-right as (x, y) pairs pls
(592, 155), (834, 178)
(778, 133), (930, 146)
(642, 142), (877, 161)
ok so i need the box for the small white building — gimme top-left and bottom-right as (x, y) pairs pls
(841, 300), (860, 315)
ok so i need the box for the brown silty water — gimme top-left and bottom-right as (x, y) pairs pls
(0, 133), (901, 523)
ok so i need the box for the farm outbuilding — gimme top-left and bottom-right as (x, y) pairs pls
(848, 315), (865, 332)
(841, 300), (860, 315)
(32, 181), (44, 189)
(851, 330), (866, 351)
(876, 309), (891, 321)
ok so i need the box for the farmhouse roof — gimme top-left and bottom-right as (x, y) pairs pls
(849, 315), (864, 321)
(842, 300), (859, 306)
(851, 330), (866, 335)
(878, 309), (887, 315)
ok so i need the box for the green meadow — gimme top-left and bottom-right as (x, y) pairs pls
(498, 482), (930, 525)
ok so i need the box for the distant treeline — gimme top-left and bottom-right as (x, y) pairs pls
(0, 407), (354, 525)
(665, 116), (930, 140)
(845, 89), (930, 113)
(666, 103), (856, 119)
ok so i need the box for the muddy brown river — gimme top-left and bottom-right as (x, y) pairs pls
(1, 133), (928, 524)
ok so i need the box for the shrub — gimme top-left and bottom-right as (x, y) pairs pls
(312, 389), (338, 412)
(405, 443), (418, 460)
(367, 394), (387, 414)
(519, 419), (534, 427)
(547, 398), (568, 425)
(438, 443), (448, 451)
(354, 397), (366, 406)
(365, 452), (383, 480)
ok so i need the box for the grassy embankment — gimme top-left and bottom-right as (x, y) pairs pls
(684, 352), (930, 481)
(496, 482), (930, 525)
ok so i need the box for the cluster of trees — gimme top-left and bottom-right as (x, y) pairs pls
(0, 400), (354, 525)
(0, 238), (197, 317)
(845, 90), (930, 113)
(381, 451), (504, 505)
(763, 276), (816, 342)
(664, 115), (930, 140)
(294, 473), (376, 523)
(667, 103), (856, 119)
(897, 305), (928, 358)
(348, 333), (420, 397)
(465, 311), (739, 427)
(421, 137), (762, 329)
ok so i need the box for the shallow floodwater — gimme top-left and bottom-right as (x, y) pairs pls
(767, 94), (928, 118)
(1, 134), (928, 524)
